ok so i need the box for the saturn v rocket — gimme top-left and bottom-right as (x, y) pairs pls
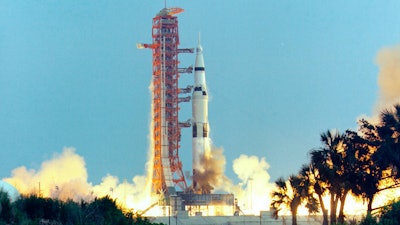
(192, 38), (211, 193)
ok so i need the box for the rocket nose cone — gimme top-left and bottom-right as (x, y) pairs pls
(197, 32), (203, 53)
(196, 44), (203, 53)
(195, 44), (205, 68)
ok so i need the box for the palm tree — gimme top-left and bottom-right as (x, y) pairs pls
(375, 104), (400, 179)
(271, 177), (290, 221)
(310, 129), (350, 225)
(351, 105), (400, 214)
(299, 164), (327, 225)
(336, 130), (369, 224)
(270, 173), (317, 225)
(348, 124), (383, 214)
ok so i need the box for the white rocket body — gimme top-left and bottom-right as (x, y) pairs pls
(192, 41), (211, 191)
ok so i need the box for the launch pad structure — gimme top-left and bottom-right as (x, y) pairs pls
(139, 7), (237, 216)
(140, 7), (193, 194)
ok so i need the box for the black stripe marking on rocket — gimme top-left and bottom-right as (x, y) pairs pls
(195, 67), (205, 71)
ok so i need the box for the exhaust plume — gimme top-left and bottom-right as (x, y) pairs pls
(194, 143), (275, 215)
(192, 143), (229, 194)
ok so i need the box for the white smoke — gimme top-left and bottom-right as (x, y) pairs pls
(373, 44), (400, 116)
(3, 147), (152, 211)
(4, 148), (92, 202)
(212, 154), (274, 215)
(92, 174), (150, 210)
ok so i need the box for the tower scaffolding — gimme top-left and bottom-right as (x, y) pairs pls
(139, 7), (193, 195)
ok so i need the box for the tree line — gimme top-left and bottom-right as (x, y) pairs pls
(0, 191), (162, 225)
(270, 104), (400, 225)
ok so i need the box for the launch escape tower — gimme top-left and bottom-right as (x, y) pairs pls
(140, 8), (193, 195)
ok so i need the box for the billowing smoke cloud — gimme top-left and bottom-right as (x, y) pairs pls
(192, 144), (229, 194)
(92, 174), (151, 210)
(373, 44), (400, 116)
(3, 147), (152, 211)
(4, 148), (92, 202)
(191, 137), (275, 214)
(191, 136), (275, 214)
(219, 154), (274, 214)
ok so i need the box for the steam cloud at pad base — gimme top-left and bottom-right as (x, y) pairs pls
(2, 147), (274, 216)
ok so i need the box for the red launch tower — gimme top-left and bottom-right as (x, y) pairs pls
(139, 7), (193, 195)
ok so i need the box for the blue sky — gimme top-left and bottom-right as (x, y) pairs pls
(1, 1), (400, 186)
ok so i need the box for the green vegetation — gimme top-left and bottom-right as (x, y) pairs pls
(357, 200), (400, 225)
(270, 104), (400, 225)
(0, 192), (163, 225)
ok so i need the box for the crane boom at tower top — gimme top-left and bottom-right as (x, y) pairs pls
(157, 7), (184, 16)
